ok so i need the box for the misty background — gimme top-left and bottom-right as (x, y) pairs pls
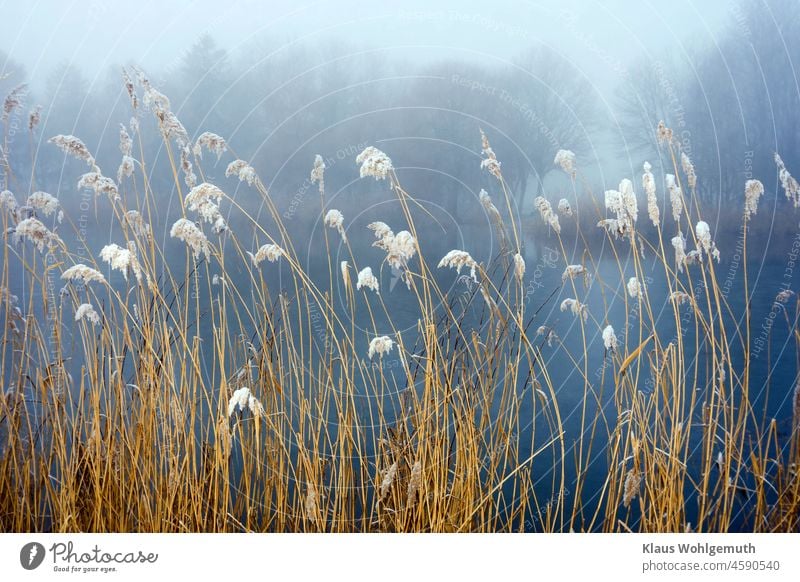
(2, 0), (798, 238)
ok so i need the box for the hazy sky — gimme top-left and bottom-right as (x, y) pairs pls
(2, 0), (731, 97)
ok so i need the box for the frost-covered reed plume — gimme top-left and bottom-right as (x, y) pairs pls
(77, 171), (119, 201)
(602, 179), (638, 238)
(49, 134), (98, 170)
(680, 152), (697, 190)
(61, 264), (106, 286)
(247, 244), (284, 267)
(310, 155), (325, 193)
(227, 387), (264, 419)
(356, 266), (379, 293)
(324, 209), (347, 241)
(775, 153), (800, 207)
(185, 183), (227, 234)
(514, 253), (525, 282)
(534, 196), (561, 234)
(368, 336), (394, 359)
(558, 198), (573, 216)
(744, 179), (764, 221)
(627, 277), (641, 299)
(438, 250), (478, 283)
(193, 132), (228, 159)
(369, 223), (416, 285)
(672, 232), (687, 272)
(560, 298), (588, 321)
(380, 462), (398, 500)
(356, 146), (393, 180)
(0, 189), (18, 218)
(602, 325), (618, 352)
(2, 83), (26, 122)
(225, 159), (258, 186)
(479, 129), (502, 180)
(562, 264), (588, 284)
(170, 218), (211, 259)
(642, 162), (659, 227)
(695, 220), (720, 262)
(554, 149), (577, 178)
(26, 192), (62, 222)
(665, 174), (683, 222)
(14, 218), (62, 253)
(74, 303), (100, 325)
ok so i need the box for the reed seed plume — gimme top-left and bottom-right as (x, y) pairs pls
(368, 336), (394, 359)
(554, 149), (577, 177)
(356, 146), (393, 180)
(74, 303), (101, 325)
(438, 250), (478, 283)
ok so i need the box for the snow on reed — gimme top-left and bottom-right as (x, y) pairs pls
(554, 149), (577, 178)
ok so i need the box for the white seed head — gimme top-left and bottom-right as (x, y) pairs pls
(356, 266), (379, 293)
(248, 244), (284, 267)
(554, 149), (577, 177)
(602, 325), (618, 352)
(170, 218), (211, 259)
(75, 303), (100, 325)
(438, 250), (478, 283)
(356, 146), (393, 180)
(368, 335), (394, 359)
